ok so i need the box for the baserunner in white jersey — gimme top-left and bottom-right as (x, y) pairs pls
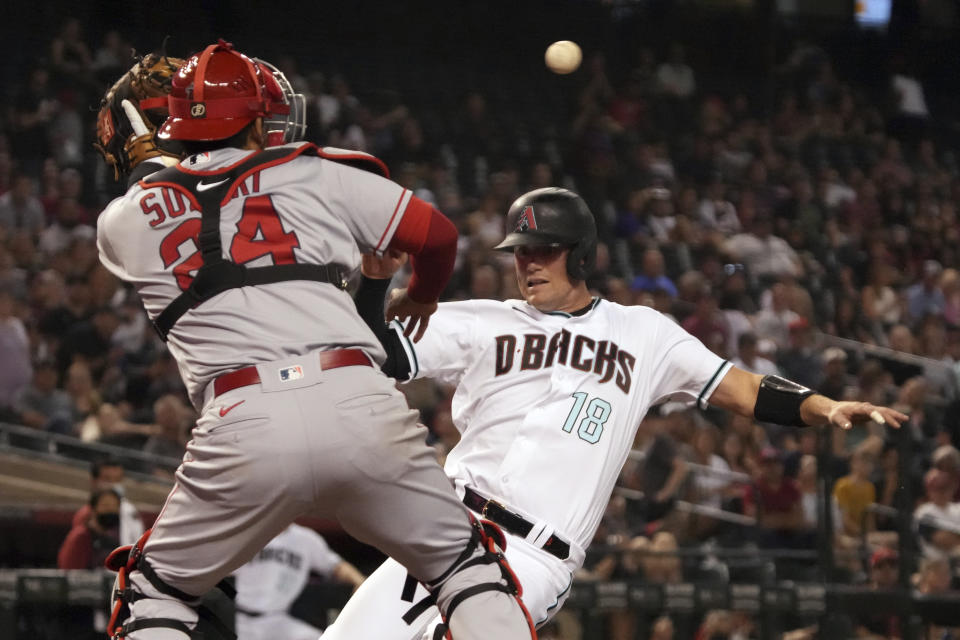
(325, 187), (908, 639)
(96, 40), (536, 640)
(233, 524), (363, 640)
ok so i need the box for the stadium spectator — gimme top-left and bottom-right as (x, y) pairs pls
(907, 260), (946, 322)
(861, 262), (902, 331)
(932, 445), (960, 500)
(797, 455), (820, 531)
(64, 360), (100, 425)
(55, 305), (119, 378)
(915, 468), (960, 557)
(721, 432), (752, 479)
(12, 358), (72, 433)
(753, 283), (801, 350)
(724, 214), (802, 282)
(644, 186), (679, 245)
(776, 319), (821, 390)
(83, 401), (160, 445)
(743, 447), (804, 547)
(819, 347), (850, 401)
(37, 198), (94, 256)
(632, 412), (688, 526)
(142, 393), (192, 461)
(466, 192), (508, 249)
(48, 19), (93, 87)
(694, 610), (754, 640)
(851, 548), (902, 640)
(635, 531), (684, 589)
(36, 272), (90, 346)
(0, 173), (45, 233)
(656, 42), (695, 100)
(47, 88), (84, 168)
(888, 54), (930, 147)
(915, 558), (957, 640)
(0, 290), (32, 409)
(468, 262), (501, 299)
(631, 247), (678, 298)
(917, 556), (952, 594)
(91, 29), (130, 82)
(233, 523), (365, 640)
(697, 174), (740, 236)
(893, 377), (938, 444)
(57, 487), (121, 569)
(655, 42), (696, 134)
(833, 447), (877, 538)
(873, 441), (903, 532)
(941, 268), (960, 326)
(649, 616), (675, 640)
(9, 70), (55, 175)
(681, 286), (729, 356)
(692, 424), (732, 509)
(70, 458), (144, 546)
(731, 332), (780, 377)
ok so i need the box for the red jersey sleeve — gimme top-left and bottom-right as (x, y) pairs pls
(387, 196), (458, 303)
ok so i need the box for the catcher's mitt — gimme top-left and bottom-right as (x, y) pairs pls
(94, 52), (185, 182)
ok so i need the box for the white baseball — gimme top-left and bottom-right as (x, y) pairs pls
(545, 41), (582, 75)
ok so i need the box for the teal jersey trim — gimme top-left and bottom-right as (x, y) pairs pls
(696, 359), (731, 410)
(535, 571), (574, 627)
(545, 297), (601, 318)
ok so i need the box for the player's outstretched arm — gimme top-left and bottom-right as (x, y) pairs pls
(708, 366), (909, 430)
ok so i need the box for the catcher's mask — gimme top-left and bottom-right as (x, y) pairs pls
(159, 39), (305, 146)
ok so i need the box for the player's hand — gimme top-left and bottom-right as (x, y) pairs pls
(827, 402), (908, 430)
(386, 288), (436, 343)
(361, 249), (408, 279)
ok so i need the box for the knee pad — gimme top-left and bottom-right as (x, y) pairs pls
(401, 516), (535, 637)
(105, 529), (237, 640)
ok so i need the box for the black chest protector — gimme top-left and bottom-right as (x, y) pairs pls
(141, 144), (385, 341)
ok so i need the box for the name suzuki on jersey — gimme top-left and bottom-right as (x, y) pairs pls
(138, 171), (263, 227)
(494, 329), (635, 394)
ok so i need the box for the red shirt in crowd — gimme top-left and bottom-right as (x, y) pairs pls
(742, 477), (801, 517)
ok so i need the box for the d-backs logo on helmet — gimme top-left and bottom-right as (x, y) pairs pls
(515, 206), (538, 232)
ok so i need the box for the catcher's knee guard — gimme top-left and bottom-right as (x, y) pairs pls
(105, 530), (236, 640)
(401, 516), (536, 639)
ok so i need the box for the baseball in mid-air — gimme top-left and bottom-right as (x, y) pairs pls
(545, 40), (582, 75)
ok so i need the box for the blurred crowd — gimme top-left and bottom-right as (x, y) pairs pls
(3, 17), (960, 640)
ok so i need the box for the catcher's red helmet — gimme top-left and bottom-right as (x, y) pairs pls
(159, 40), (304, 144)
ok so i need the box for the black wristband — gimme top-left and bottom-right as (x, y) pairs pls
(754, 375), (816, 427)
(354, 276), (390, 341)
(353, 275), (411, 380)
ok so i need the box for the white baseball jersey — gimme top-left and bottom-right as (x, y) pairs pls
(394, 297), (731, 554)
(323, 297), (732, 639)
(233, 524), (343, 614)
(97, 143), (412, 408)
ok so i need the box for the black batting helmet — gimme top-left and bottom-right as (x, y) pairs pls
(494, 187), (597, 281)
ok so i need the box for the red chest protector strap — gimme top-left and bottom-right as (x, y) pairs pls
(141, 144), (386, 341)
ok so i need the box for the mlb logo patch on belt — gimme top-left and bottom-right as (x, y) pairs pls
(279, 365), (304, 382)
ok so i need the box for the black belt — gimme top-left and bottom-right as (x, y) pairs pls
(462, 487), (570, 561)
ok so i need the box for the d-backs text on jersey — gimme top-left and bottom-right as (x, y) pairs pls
(494, 329), (635, 393)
